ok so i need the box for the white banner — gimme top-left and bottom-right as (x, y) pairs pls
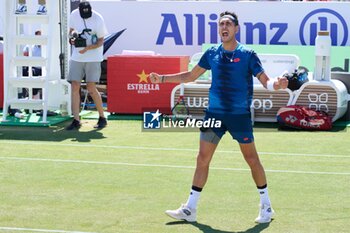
(1, 1), (350, 56)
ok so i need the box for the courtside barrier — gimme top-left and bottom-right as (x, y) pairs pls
(170, 79), (348, 123)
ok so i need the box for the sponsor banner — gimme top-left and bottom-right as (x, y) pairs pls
(68, 1), (350, 58)
(107, 55), (189, 114)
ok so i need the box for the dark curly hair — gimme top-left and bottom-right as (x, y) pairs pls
(219, 11), (239, 26)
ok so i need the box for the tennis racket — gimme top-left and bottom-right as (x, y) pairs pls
(171, 83), (189, 120)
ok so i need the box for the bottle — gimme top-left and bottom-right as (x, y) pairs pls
(60, 101), (68, 116)
(314, 31), (331, 81)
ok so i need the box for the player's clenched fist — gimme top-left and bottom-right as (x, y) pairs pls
(150, 72), (162, 83)
(277, 77), (289, 89)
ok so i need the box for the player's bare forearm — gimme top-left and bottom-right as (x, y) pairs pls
(150, 65), (206, 84)
(258, 72), (288, 90)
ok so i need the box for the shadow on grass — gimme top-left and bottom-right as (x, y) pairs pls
(166, 221), (271, 233)
(0, 122), (106, 142)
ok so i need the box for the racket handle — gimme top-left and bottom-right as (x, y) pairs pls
(180, 83), (184, 96)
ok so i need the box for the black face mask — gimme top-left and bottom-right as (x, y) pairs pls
(79, 2), (92, 19)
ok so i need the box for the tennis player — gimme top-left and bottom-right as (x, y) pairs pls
(150, 11), (288, 223)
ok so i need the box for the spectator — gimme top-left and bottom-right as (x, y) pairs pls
(66, 0), (108, 130)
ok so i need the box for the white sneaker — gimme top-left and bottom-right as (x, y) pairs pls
(37, 5), (47, 15)
(255, 204), (275, 223)
(165, 204), (197, 222)
(15, 4), (27, 14)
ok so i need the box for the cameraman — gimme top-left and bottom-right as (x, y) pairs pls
(66, 1), (108, 130)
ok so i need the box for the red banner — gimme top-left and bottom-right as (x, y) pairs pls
(107, 55), (189, 114)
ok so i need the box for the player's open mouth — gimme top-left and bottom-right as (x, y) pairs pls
(222, 32), (229, 37)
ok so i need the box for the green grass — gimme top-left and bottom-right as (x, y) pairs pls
(0, 119), (349, 233)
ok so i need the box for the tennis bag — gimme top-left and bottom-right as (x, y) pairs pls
(282, 67), (309, 91)
(277, 105), (332, 130)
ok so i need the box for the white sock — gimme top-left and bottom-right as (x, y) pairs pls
(185, 189), (201, 210)
(258, 186), (271, 206)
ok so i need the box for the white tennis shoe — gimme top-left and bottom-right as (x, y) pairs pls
(255, 204), (275, 223)
(165, 204), (197, 222)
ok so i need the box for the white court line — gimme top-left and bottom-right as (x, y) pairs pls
(0, 141), (349, 159)
(0, 226), (97, 233)
(0, 156), (349, 176)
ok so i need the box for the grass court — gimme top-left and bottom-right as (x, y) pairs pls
(0, 119), (349, 233)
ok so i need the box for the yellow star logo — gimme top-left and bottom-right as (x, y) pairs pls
(137, 70), (149, 83)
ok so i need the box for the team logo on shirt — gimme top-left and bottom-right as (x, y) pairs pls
(233, 58), (240, 63)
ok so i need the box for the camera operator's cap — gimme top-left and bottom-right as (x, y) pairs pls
(79, 0), (92, 19)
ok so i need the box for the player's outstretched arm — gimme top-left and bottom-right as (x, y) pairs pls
(257, 72), (288, 91)
(150, 65), (206, 84)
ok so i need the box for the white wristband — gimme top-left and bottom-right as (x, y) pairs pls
(266, 79), (275, 91)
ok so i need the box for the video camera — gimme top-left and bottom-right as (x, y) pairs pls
(71, 29), (92, 48)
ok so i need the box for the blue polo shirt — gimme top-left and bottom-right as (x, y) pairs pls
(198, 43), (263, 114)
